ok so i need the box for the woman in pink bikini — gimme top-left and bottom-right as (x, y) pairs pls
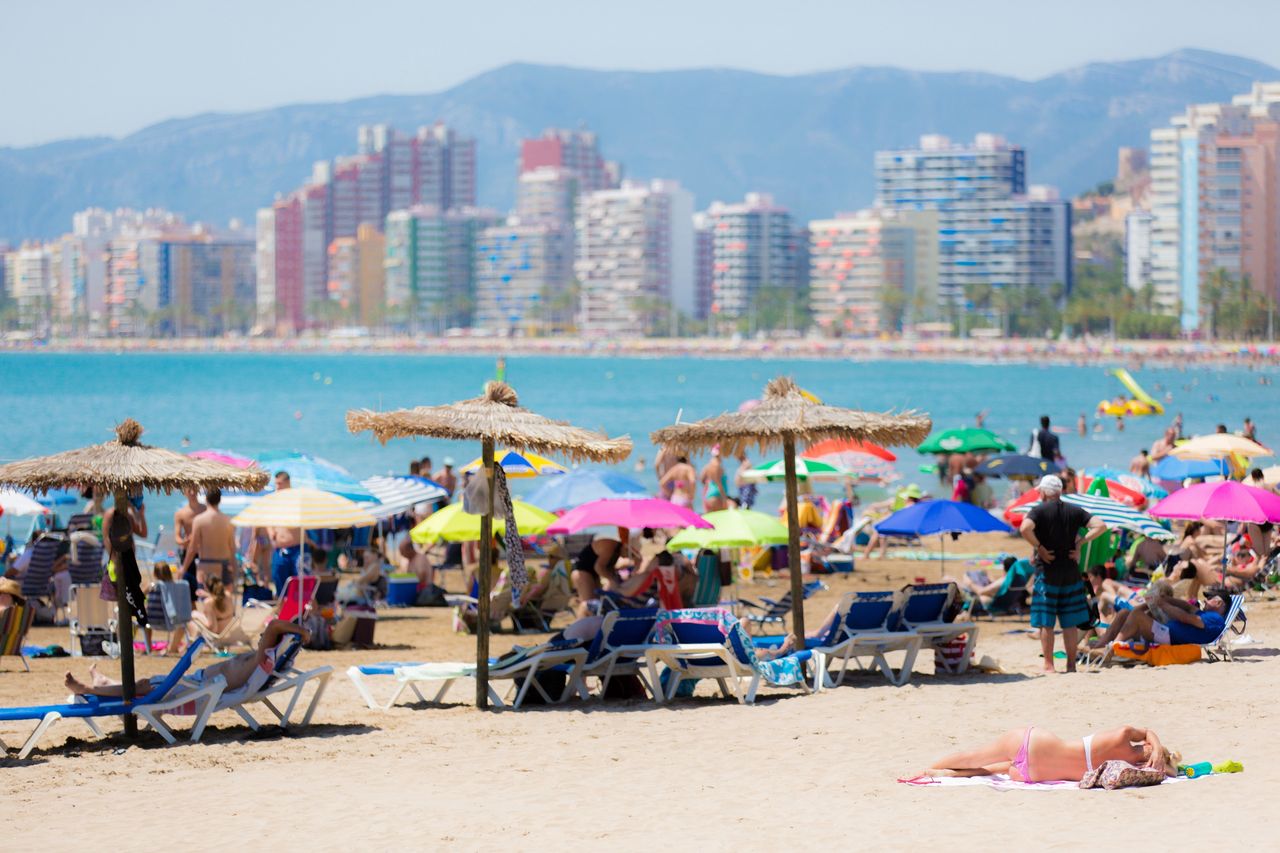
(922, 725), (1178, 782)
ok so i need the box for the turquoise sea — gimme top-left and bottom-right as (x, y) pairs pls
(1, 352), (1276, 520)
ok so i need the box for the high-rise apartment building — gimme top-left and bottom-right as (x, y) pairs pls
(520, 128), (620, 193)
(808, 211), (917, 336)
(1149, 83), (1280, 330)
(327, 223), (386, 327)
(692, 213), (714, 321)
(576, 179), (694, 335)
(474, 222), (571, 334)
(4, 245), (52, 331)
(876, 134), (1070, 312)
(702, 193), (802, 320)
(384, 205), (501, 332)
(358, 123), (478, 214)
(255, 208), (276, 329)
(1125, 210), (1154, 291)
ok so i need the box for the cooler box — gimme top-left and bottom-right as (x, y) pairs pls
(387, 574), (418, 606)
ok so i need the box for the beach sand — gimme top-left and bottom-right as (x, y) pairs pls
(4, 533), (1277, 850)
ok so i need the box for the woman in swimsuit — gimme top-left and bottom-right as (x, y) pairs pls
(700, 448), (729, 513)
(66, 619), (308, 698)
(191, 576), (236, 635)
(660, 457), (697, 509)
(921, 725), (1178, 782)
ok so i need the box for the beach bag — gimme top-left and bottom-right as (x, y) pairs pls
(933, 634), (969, 671)
(1079, 760), (1166, 790)
(79, 627), (113, 657)
(99, 571), (117, 602)
(415, 583), (449, 607)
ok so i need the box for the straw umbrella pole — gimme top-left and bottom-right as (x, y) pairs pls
(347, 381), (631, 708)
(652, 377), (930, 646)
(0, 419), (267, 736)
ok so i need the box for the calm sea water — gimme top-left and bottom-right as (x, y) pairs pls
(1, 352), (1275, 520)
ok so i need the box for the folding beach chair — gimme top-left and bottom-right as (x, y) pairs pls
(644, 608), (812, 705)
(579, 608), (661, 698)
(811, 590), (923, 688)
(690, 551), (723, 607)
(145, 580), (192, 653)
(0, 601), (36, 672)
(510, 563), (573, 634)
(737, 580), (827, 634)
(19, 537), (59, 618)
(893, 582), (978, 674)
(0, 638), (211, 759)
(68, 584), (116, 656)
(67, 534), (104, 586)
(346, 639), (588, 710)
(135, 634), (333, 741)
(1084, 594), (1247, 669)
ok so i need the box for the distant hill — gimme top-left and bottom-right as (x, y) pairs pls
(2, 48), (1278, 241)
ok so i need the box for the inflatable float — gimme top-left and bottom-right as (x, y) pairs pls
(1097, 369), (1165, 417)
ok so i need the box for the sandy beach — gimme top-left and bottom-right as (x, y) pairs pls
(3, 531), (1275, 851)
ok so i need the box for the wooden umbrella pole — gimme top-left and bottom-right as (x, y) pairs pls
(476, 438), (495, 709)
(112, 490), (138, 737)
(782, 437), (806, 648)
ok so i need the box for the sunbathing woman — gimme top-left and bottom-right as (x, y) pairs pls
(66, 619), (309, 698)
(190, 576), (236, 637)
(921, 725), (1178, 782)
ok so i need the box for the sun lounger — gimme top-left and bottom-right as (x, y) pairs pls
(0, 601), (36, 672)
(579, 608), (661, 698)
(737, 580), (827, 634)
(0, 638), (209, 759)
(644, 608), (812, 704)
(1084, 594), (1246, 669)
(894, 582), (978, 674)
(346, 640), (588, 710)
(67, 534), (104, 585)
(19, 537), (58, 617)
(135, 635), (333, 741)
(811, 590), (924, 688)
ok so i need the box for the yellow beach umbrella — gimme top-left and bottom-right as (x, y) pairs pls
(1170, 434), (1271, 461)
(410, 500), (556, 544)
(460, 448), (568, 479)
(230, 487), (378, 530)
(666, 509), (789, 551)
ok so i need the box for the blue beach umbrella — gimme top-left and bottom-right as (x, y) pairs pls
(1151, 456), (1230, 483)
(875, 499), (1012, 577)
(523, 469), (650, 511)
(253, 451), (376, 502)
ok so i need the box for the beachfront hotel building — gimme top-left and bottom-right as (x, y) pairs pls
(519, 128), (621, 194)
(807, 210), (918, 336)
(875, 134), (1072, 316)
(575, 179), (695, 336)
(384, 205), (501, 332)
(327, 224), (386, 328)
(473, 221), (572, 335)
(259, 122), (477, 332)
(701, 193), (803, 321)
(1125, 210), (1154, 292)
(1147, 83), (1280, 331)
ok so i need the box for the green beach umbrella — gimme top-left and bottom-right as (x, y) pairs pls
(666, 508), (789, 551)
(917, 428), (1016, 455)
(741, 457), (852, 482)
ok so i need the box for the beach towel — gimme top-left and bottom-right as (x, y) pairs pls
(900, 773), (1189, 792)
(494, 467), (528, 604)
(1111, 642), (1202, 666)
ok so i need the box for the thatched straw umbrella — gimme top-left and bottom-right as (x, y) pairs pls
(348, 381), (632, 708)
(651, 377), (931, 645)
(0, 419), (267, 735)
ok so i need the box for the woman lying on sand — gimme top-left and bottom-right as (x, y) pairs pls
(65, 619), (308, 698)
(922, 725), (1179, 782)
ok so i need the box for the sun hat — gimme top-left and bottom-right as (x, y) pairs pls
(0, 577), (23, 600)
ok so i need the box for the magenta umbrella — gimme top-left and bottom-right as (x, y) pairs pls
(1149, 481), (1280, 583)
(189, 449), (256, 469)
(546, 498), (714, 534)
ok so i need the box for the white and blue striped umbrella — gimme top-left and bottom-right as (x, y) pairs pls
(360, 475), (448, 520)
(1010, 492), (1174, 541)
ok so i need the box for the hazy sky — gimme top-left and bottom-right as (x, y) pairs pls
(5, 0), (1279, 147)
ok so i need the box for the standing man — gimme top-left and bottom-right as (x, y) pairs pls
(436, 458), (458, 498)
(420, 457), (434, 483)
(1019, 475), (1107, 673)
(173, 488), (205, 571)
(1243, 417), (1259, 444)
(181, 488), (238, 592)
(268, 470), (301, 597)
(1150, 426), (1178, 461)
(1029, 415), (1062, 464)
(1129, 449), (1151, 478)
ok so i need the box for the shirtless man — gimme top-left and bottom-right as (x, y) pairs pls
(659, 456), (697, 508)
(181, 488), (238, 592)
(173, 488), (204, 568)
(1129, 449), (1151, 478)
(1150, 426), (1178, 461)
(436, 458), (458, 497)
(269, 471), (302, 596)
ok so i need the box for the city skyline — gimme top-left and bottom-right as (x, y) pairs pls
(5, 1), (1280, 147)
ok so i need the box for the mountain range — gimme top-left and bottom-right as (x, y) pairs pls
(2, 48), (1278, 242)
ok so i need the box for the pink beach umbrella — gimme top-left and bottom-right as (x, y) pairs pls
(546, 498), (714, 534)
(1149, 481), (1280, 584)
(189, 449), (256, 469)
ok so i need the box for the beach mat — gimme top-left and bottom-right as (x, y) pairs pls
(899, 773), (1191, 791)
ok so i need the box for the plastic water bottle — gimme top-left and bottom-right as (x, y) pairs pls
(1181, 762), (1213, 778)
